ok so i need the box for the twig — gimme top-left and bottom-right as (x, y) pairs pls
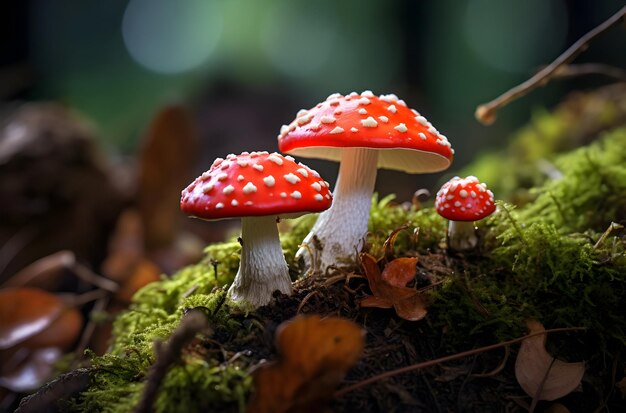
(551, 63), (626, 81)
(475, 6), (626, 125)
(14, 368), (91, 413)
(334, 326), (585, 397)
(134, 308), (212, 413)
(593, 221), (624, 249)
(296, 290), (319, 314)
(72, 295), (111, 367)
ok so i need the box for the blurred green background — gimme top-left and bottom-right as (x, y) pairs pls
(2, 0), (624, 198)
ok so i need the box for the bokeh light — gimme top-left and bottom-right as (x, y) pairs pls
(463, 0), (568, 73)
(260, 0), (338, 78)
(122, 0), (223, 74)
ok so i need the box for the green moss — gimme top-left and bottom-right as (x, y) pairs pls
(72, 120), (626, 412)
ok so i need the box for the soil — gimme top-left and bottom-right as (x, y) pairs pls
(199, 253), (623, 413)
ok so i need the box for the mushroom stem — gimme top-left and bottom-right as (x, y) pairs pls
(297, 147), (379, 271)
(228, 216), (292, 307)
(447, 220), (478, 251)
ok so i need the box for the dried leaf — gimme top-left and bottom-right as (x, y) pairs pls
(381, 257), (417, 288)
(382, 224), (410, 262)
(247, 315), (364, 413)
(515, 319), (585, 401)
(137, 105), (197, 250)
(359, 253), (428, 321)
(0, 288), (64, 349)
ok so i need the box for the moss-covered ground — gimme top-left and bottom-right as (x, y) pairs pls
(66, 97), (626, 412)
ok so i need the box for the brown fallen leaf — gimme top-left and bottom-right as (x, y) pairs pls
(0, 288), (65, 349)
(359, 253), (428, 321)
(0, 288), (83, 391)
(381, 257), (418, 288)
(515, 319), (585, 401)
(382, 224), (411, 262)
(247, 315), (364, 413)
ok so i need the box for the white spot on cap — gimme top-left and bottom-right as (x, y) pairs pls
(418, 132), (427, 140)
(297, 114), (313, 126)
(459, 189), (468, 198)
(466, 203), (472, 209)
(291, 191), (302, 199)
(296, 109), (308, 117)
(351, 127), (359, 133)
(237, 160), (248, 167)
(328, 99), (340, 106)
(263, 175), (275, 187)
(327, 92), (341, 100)
(245, 201), (253, 206)
(226, 154), (236, 160)
(320, 115), (336, 124)
(252, 164), (264, 172)
(212, 158), (224, 167)
(311, 182), (322, 191)
(470, 191), (477, 198)
(361, 90), (374, 97)
(222, 185), (235, 195)
(378, 116), (389, 123)
(416, 116), (429, 126)
(237, 175), (244, 181)
(314, 194), (324, 201)
(397, 99), (406, 106)
(358, 108), (368, 115)
(267, 154), (283, 165)
(361, 117), (378, 128)
(394, 123), (408, 133)
(387, 105), (397, 113)
(454, 201), (462, 207)
(216, 202), (224, 209)
(217, 173), (228, 181)
(358, 97), (371, 105)
(202, 184), (214, 193)
(284, 173), (301, 184)
(297, 168), (309, 177)
(309, 123), (321, 131)
(379, 94), (399, 102)
(280, 192), (287, 198)
(334, 109), (343, 116)
(446, 194), (454, 200)
(243, 182), (257, 194)
(231, 200), (239, 206)
(330, 126), (344, 134)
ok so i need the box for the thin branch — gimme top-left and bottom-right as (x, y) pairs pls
(334, 326), (585, 397)
(14, 369), (91, 413)
(476, 6), (626, 125)
(134, 309), (212, 413)
(552, 63), (626, 81)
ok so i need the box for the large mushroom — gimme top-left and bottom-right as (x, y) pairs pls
(278, 91), (454, 271)
(180, 151), (332, 307)
(435, 176), (495, 251)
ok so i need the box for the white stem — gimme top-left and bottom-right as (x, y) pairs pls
(447, 220), (478, 251)
(228, 216), (292, 307)
(296, 148), (379, 271)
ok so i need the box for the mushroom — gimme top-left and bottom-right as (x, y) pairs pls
(277, 91), (454, 271)
(435, 176), (495, 251)
(180, 151), (332, 307)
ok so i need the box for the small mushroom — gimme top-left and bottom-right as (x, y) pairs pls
(180, 152), (332, 307)
(435, 176), (495, 251)
(278, 91), (454, 271)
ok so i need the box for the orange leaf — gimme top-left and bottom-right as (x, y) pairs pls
(359, 253), (428, 321)
(247, 315), (364, 413)
(515, 319), (585, 401)
(381, 257), (417, 288)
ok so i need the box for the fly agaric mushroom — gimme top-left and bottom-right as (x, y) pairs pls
(278, 91), (454, 271)
(435, 176), (495, 251)
(180, 152), (332, 307)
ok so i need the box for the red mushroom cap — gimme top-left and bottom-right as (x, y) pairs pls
(277, 91), (454, 173)
(435, 176), (495, 221)
(180, 152), (332, 220)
